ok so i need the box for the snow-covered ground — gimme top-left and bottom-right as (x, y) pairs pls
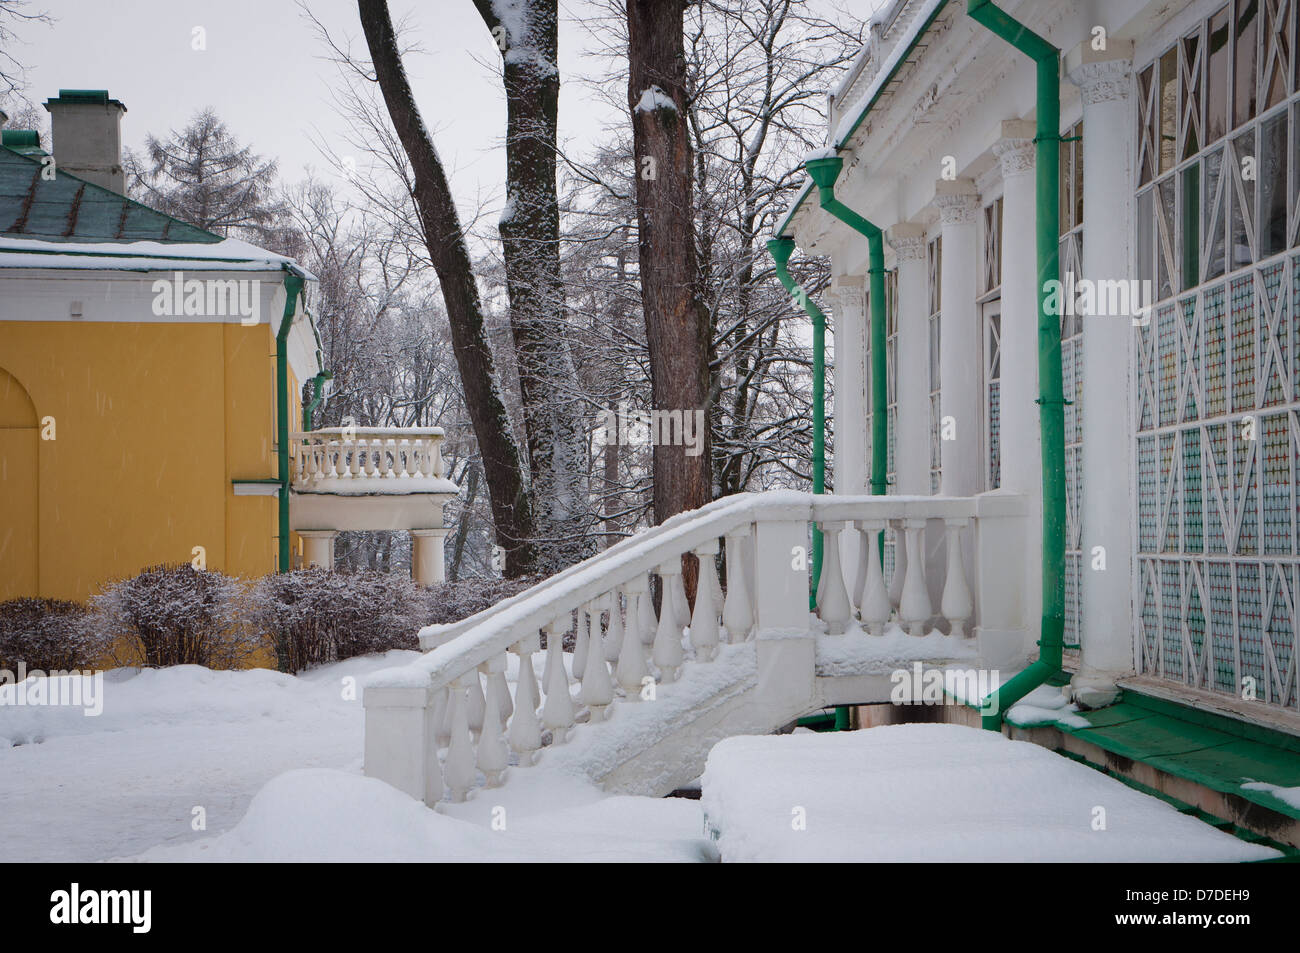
(0, 651), (708, 862)
(0, 654), (1280, 862)
(701, 724), (1281, 862)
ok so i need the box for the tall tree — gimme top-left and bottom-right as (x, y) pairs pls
(473, 0), (592, 572)
(358, 0), (537, 575)
(626, 0), (713, 544)
(128, 109), (285, 240)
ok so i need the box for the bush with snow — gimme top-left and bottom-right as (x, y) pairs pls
(250, 568), (427, 673)
(421, 573), (547, 626)
(0, 598), (112, 672)
(92, 564), (255, 670)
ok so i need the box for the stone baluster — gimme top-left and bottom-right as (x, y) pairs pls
(941, 518), (975, 638)
(466, 670), (486, 741)
(346, 436), (360, 479)
(899, 518), (932, 636)
(579, 607), (615, 722)
(888, 521), (906, 610)
(508, 632), (542, 764)
(443, 675), (477, 802)
(855, 519), (891, 636)
(542, 620), (575, 744)
(815, 521), (852, 635)
(572, 604), (591, 685)
(616, 582), (650, 700)
(690, 541), (721, 660)
(637, 573), (657, 656)
(432, 685), (451, 748)
(432, 438), (446, 478)
(653, 560), (685, 682)
(722, 526), (753, 642)
(603, 591), (624, 663)
(476, 656), (509, 786)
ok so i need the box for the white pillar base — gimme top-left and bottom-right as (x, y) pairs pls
(298, 530), (337, 570)
(412, 528), (450, 586)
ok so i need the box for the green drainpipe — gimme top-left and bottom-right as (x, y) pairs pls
(276, 270), (306, 574)
(967, 0), (1066, 729)
(803, 156), (889, 502)
(304, 370), (332, 431)
(767, 237), (826, 609)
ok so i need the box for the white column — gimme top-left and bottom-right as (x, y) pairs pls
(831, 276), (867, 590)
(411, 528), (449, 586)
(299, 530), (336, 570)
(993, 119), (1044, 648)
(1068, 46), (1137, 707)
(934, 179), (981, 497)
(831, 275), (868, 497)
(889, 223), (930, 496)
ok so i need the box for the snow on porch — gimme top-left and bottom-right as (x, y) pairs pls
(700, 724), (1281, 862)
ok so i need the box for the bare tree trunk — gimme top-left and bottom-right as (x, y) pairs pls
(473, 0), (591, 573)
(449, 462), (480, 582)
(358, 0), (536, 576)
(627, 0), (713, 600)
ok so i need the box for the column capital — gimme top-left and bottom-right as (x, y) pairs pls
(933, 178), (979, 225)
(992, 119), (1037, 178)
(888, 222), (927, 262)
(1068, 55), (1134, 105)
(831, 274), (866, 311)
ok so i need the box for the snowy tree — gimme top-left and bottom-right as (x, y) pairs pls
(126, 108), (286, 242)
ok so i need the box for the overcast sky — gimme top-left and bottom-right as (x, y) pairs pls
(11, 0), (878, 231)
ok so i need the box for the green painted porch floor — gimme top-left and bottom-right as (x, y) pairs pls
(1012, 687), (1300, 825)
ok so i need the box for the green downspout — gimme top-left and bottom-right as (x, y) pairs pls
(803, 156), (889, 501)
(967, 0), (1066, 729)
(304, 370), (332, 431)
(770, 238), (850, 732)
(767, 237), (826, 608)
(276, 270), (306, 574)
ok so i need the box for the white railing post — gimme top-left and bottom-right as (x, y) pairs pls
(973, 491), (1030, 668)
(477, 655), (509, 786)
(603, 591), (624, 663)
(855, 518), (891, 636)
(690, 540), (721, 660)
(722, 526), (753, 642)
(899, 517), (932, 636)
(362, 678), (440, 806)
(542, 620), (575, 744)
(636, 572), (657, 657)
(443, 675), (476, 802)
(653, 560), (685, 682)
(572, 604), (590, 685)
(815, 521), (852, 634)
(752, 514), (816, 715)
(509, 631), (542, 765)
(617, 580), (650, 699)
(941, 518), (975, 638)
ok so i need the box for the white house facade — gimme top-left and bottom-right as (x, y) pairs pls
(779, 0), (1300, 725)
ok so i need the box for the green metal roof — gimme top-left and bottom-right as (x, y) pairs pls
(0, 140), (220, 244)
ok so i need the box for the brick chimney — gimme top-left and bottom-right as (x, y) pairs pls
(43, 89), (127, 194)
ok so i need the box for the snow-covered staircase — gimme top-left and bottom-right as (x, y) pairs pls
(363, 489), (1031, 803)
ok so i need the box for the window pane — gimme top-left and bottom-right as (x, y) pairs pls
(1204, 147), (1228, 278)
(1231, 128), (1256, 267)
(1160, 47), (1179, 174)
(1183, 163), (1201, 288)
(1139, 65), (1156, 184)
(1262, 0), (1288, 109)
(1137, 188), (1155, 292)
(1234, 0), (1259, 127)
(1158, 178), (1178, 298)
(1259, 109), (1288, 257)
(1183, 30), (1202, 159)
(1074, 123), (1084, 226)
(1207, 6), (1231, 142)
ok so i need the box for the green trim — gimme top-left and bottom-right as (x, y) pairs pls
(276, 271), (305, 574)
(304, 370), (332, 431)
(803, 156), (888, 500)
(968, 0), (1067, 731)
(767, 238), (826, 605)
(773, 0), (952, 240)
(1120, 689), (1300, 755)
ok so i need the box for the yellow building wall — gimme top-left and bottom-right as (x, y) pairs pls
(0, 319), (282, 601)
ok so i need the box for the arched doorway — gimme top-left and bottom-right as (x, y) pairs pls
(0, 366), (38, 599)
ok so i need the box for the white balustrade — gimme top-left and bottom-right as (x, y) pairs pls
(363, 490), (1024, 806)
(290, 427), (449, 491)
